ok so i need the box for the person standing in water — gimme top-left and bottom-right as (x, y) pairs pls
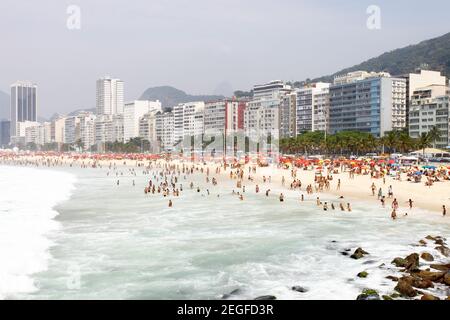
(443, 205), (447, 217)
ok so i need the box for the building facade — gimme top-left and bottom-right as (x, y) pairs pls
(329, 72), (407, 137)
(10, 81), (37, 138)
(409, 84), (450, 148)
(96, 77), (124, 115)
(123, 100), (162, 142)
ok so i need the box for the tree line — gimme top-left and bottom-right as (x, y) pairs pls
(279, 127), (442, 156)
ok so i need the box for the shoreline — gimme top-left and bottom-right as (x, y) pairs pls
(1, 154), (449, 217)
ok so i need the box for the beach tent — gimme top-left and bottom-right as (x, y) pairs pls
(410, 148), (447, 156)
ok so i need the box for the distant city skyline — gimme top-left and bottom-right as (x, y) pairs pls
(0, 0), (449, 117)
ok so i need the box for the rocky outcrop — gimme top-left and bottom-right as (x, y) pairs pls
(357, 271), (368, 278)
(420, 252), (434, 262)
(350, 248), (369, 260)
(395, 279), (417, 297)
(292, 286), (308, 293)
(435, 245), (450, 257)
(356, 289), (380, 300)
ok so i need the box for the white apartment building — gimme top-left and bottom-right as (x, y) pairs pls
(96, 77), (124, 115)
(244, 98), (280, 143)
(155, 112), (175, 152)
(52, 117), (66, 144)
(123, 100), (162, 142)
(279, 92), (297, 138)
(296, 82), (330, 134)
(94, 114), (113, 145)
(409, 84), (450, 148)
(253, 80), (292, 100)
(80, 114), (96, 150)
(139, 112), (158, 152)
(173, 102), (205, 144)
(64, 116), (81, 144)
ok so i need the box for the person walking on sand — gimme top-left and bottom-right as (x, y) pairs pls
(443, 205), (447, 217)
(371, 183), (376, 196)
(347, 203), (352, 212)
(337, 179), (341, 191)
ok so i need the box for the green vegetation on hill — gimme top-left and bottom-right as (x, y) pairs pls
(311, 32), (450, 83)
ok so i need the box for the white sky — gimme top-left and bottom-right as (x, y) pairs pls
(0, 0), (449, 117)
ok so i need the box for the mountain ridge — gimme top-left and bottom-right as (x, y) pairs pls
(140, 86), (224, 110)
(309, 32), (450, 83)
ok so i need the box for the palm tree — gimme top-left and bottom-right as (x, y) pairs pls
(417, 132), (432, 157)
(427, 126), (441, 148)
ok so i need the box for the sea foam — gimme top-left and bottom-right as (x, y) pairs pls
(0, 166), (76, 299)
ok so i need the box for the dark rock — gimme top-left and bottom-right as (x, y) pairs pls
(443, 272), (450, 286)
(357, 271), (368, 278)
(420, 252), (434, 262)
(404, 253), (420, 272)
(395, 279), (417, 297)
(425, 235), (436, 241)
(435, 239), (445, 245)
(292, 286), (308, 293)
(382, 295), (393, 300)
(340, 251), (349, 256)
(418, 240), (427, 246)
(221, 288), (242, 299)
(414, 270), (445, 282)
(392, 257), (407, 268)
(363, 260), (377, 265)
(435, 245), (450, 257)
(350, 247), (369, 260)
(386, 276), (399, 282)
(254, 295), (276, 300)
(421, 294), (440, 300)
(356, 289), (380, 300)
(430, 264), (450, 272)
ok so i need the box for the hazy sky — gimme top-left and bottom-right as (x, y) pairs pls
(0, 0), (449, 117)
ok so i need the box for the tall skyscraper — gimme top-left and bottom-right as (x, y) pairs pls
(10, 81), (37, 137)
(96, 77), (124, 115)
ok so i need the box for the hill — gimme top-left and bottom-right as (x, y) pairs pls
(140, 86), (224, 109)
(311, 32), (450, 83)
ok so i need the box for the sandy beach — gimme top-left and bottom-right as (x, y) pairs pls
(3, 153), (449, 217)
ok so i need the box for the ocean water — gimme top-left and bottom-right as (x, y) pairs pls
(0, 166), (76, 299)
(1, 164), (449, 300)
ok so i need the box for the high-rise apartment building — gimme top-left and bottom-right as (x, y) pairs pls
(96, 77), (124, 115)
(329, 72), (407, 137)
(10, 81), (37, 138)
(123, 100), (161, 142)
